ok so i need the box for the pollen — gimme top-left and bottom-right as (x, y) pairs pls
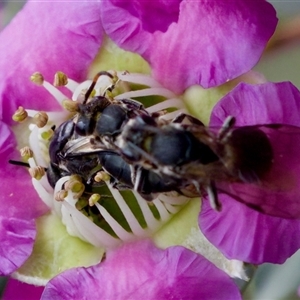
(20, 146), (33, 160)
(29, 166), (45, 180)
(30, 72), (44, 85)
(55, 190), (68, 201)
(88, 194), (101, 206)
(41, 129), (54, 140)
(62, 99), (79, 113)
(33, 111), (49, 128)
(94, 171), (110, 182)
(54, 71), (68, 87)
(64, 177), (85, 194)
(12, 106), (28, 122)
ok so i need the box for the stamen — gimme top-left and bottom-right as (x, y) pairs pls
(147, 98), (185, 113)
(117, 72), (163, 88)
(105, 183), (146, 237)
(55, 190), (68, 201)
(62, 99), (79, 113)
(30, 72), (44, 85)
(24, 69), (191, 249)
(132, 192), (162, 230)
(12, 106), (28, 122)
(62, 200), (121, 248)
(94, 203), (134, 241)
(40, 129), (54, 140)
(53, 71), (68, 87)
(88, 194), (101, 206)
(152, 199), (170, 221)
(94, 171), (110, 182)
(29, 166), (45, 180)
(115, 87), (177, 100)
(64, 178), (84, 194)
(20, 146), (33, 160)
(30, 72), (67, 105)
(33, 111), (49, 128)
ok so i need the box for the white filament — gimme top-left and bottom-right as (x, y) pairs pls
(28, 70), (190, 248)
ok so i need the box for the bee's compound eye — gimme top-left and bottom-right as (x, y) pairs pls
(95, 105), (127, 136)
(75, 116), (95, 136)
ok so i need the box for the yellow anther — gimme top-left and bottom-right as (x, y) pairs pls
(69, 174), (82, 182)
(29, 166), (45, 180)
(62, 99), (79, 113)
(54, 71), (68, 87)
(88, 194), (101, 206)
(20, 146), (33, 160)
(41, 129), (54, 140)
(55, 190), (68, 201)
(65, 177), (84, 193)
(94, 171), (110, 182)
(30, 72), (44, 85)
(12, 106), (28, 122)
(33, 111), (48, 128)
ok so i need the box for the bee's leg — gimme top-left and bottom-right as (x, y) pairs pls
(118, 98), (145, 111)
(132, 166), (143, 191)
(206, 180), (222, 211)
(218, 116), (236, 140)
(84, 71), (114, 104)
(171, 113), (205, 126)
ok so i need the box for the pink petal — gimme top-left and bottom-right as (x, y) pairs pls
(199, 81), (300, 263)
(0, 0), (103, 125)
(210, 82), (300, 219)
(42, 241), (241, 300)
(3, 278), (44, 300)
(210, 82), (300, 127)
(0, 121), (48, 219)
(0, 216), (36, 275)
(0, 121), (45, 274)
(100, 0), (277, 92)
(199, 197), (300, 264)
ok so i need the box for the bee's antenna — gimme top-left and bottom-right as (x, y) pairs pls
(84, 71), (114, 105)
(8, 160), (30, 168)
(8, 160), (48, 171)
(206, 180), (222, 212)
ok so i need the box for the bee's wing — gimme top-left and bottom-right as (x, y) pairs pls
(215, 124), (300, 219)
(63, 136), (101, 156)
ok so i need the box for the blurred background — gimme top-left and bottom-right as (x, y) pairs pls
(1, 1), (300, 299)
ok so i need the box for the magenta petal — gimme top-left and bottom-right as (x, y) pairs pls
(0, 0), (103, 125)
(210, 82), (300, 218)
(0, 121), (48, 219)
(3, 278), (44, 300)
(210, 82), (300, 127)
(101, 0), (277, 92)
(42, 241), (241, 300)
(199, 82), (300, 263)
(0, 216), (36, 275)
(200, 197), (300, 264)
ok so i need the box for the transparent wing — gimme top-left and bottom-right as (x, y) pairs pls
(215, 124), (300, 219)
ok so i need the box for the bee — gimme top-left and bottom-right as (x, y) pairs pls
(115, 112), (300, 219)
(47, 113), (186, 201)
(73, 71), (150, 150)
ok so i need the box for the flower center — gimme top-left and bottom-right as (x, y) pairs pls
(14, 70), (190, 249)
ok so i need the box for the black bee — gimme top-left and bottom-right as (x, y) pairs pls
(47, 116), (185, 201)
(115, 112), (300, 219)
(73, 71), (150, 150)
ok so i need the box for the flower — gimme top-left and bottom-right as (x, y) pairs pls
(100, 0), (277, 92)
(199, 81), (300, 264)
(0, 0), (103, 276)
(0, 0), (280, 298)
(42, 241), (241, 300)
